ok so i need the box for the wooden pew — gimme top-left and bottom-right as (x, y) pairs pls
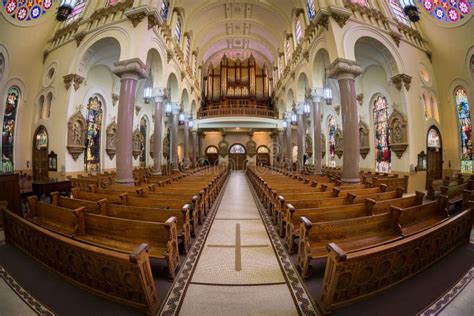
(51, 192), (192, 252)
(26, 196), (180, 278)
(370, 175), (409, 192)
(297, 212), (403, 278)
(366, 191), (425, 215)
(440, 179), (473, 209)
(390, 198), (449, 237)
(319, 209), (472, 313)
(2, 208), (160, 314)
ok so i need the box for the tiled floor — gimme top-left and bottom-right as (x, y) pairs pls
(178, 171), (299, 315)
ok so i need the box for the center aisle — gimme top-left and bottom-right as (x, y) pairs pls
(160, 171), (317, 315)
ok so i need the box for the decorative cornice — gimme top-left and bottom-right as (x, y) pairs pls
(389, 31), (401, 47)
(327, 58), (362, 80)
(314, 9), (330, 30)
(113, 58), (147, 80)
(74, 31), (86, 48)
(329, 7), (352, 28)
(63, 74), (85, 91)
(391, 74), (412, 91)
(125, 7), (147, 28)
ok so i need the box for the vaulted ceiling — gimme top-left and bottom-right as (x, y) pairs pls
(178, 0), (298, 69)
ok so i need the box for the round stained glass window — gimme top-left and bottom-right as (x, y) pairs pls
(419, 0), (472, 23)
(2, 0), (55, 22)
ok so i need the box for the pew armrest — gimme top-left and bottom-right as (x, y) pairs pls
(326, 243), (347, 262)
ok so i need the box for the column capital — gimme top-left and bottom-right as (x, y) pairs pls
(63, 73), (84, 91)
(153, 87), (167, 103)
(309, 87), (324, 103)
(113, 58), (147, 80)
(328, 58), (362, 81)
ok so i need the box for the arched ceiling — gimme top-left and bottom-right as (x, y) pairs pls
(179, 0), (298, 69)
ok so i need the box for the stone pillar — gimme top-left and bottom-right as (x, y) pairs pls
(310, 89), (323, 174)
(113, 59), (147, 184)
(286, 121), (292, 169)
(278, 129), (284, 166)
(152, 89), (166, 175)
(183, 119), (190, 168)
(328, 58), (362, 183)
(170, 107), (180, 171)
(297, 108), (305, 171)
(192, 130), (198, 167)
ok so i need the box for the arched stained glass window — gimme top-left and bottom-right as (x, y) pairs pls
(161, 0), (170, 20)
(328, 115), (336, 167)
(185, 35), (191, 64)
(257, 146), (270, 154)
(455, 87), (472, 172)
(1, 86), (20, 173)
(295, 17), (303, 44)
(427, 128), (441, 148)
(106, 0), (120, 7)
(0, 53), (4, 82)
(374, 95), (391, 173)
(285, 38), (292, 63)
(65, 0), (87, 24)
(2, 0), (54, 21)
(206, 146), (218, 154)
(84, 96), (103, 173)
(140, 117), (147, 167)
(419, 0), (472, 23)
(389, 0), (411, 25)
(351, 0), (369, 6)
(230, 144), (246, 154)
(175, 16), (182, 42)
(307, 0), (316, 21)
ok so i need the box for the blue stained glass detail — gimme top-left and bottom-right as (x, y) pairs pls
(2, 87), (20, 173)
(84, 96), (103, 173)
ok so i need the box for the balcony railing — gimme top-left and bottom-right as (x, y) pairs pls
(197, 105), (278, 119)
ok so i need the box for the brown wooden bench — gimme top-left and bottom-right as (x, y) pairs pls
(440, 180), (473, 209)
(319, 209), (472, 313)
(297, 212), (403, 278)
(51, 192), (192, 252)
(366, 191), (425, 215)
(371, 175), (409, 192)
(26, 196), (180, 278)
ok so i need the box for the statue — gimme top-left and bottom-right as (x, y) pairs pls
(393, 120), (403, 143)
(72, 122), (82, 145)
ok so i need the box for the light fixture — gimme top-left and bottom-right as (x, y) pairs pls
(179, 110), (186, 123)
(165, 102), (172, 116)
(303, 103), (311, 116)
(57, 0), (78, 21)
(282, 120), (288, 128)
(323, 67), (333, 105)
(291, 113), (297, 124)
(399, 0), (420, 22)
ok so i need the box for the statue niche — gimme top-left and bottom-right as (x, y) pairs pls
(322, 134), (326, 159)
(149, 133), (155, 158)
(359, 121), (370, 159)
(335, 128), (343, 159)
(389, 110), (408, 158)
(106, 121), (117, 160)
(67, 111), (86, 160)
(132, 129), (142, 159)
(305, 134), (313, 157)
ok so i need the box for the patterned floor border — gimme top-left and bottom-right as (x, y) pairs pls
(418, 266), (474, 316)
(159, 174), (230, 315)
(0, 265), (56, 316)
(246, 175), (319, 316)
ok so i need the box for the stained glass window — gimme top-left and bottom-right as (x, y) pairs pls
(351, 0), (369, 6)
(185, 35), (191, 64)
(230, 144), (246, 154)
(140, 117), (147, 167)
(257, 146), (270, 153)
(84, 96), (103, 173)
(2, 87), (20, 173)
(374, 95), (391, 173)
(175, 16), (182, 42)
(427, 128), (441, 148)
(455, 87), (472, 173)
(161, 0), (170, 20)
(419, 0), (472, 23)
(389, 0), (411, 25)
(295, 17), (302, 44)
(285, 38), (292, 64)
(2, 0), (54, 21)
(106, 0), (120, 7)
(206, 146), (218, 154)
(307, 0), (316, 21)
(35, 127), (48, 150)
(328, 115), (336, 167)
(66, 0), (87, 24)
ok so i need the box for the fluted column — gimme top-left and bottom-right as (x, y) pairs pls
(183, 119), (190, 168)
(152, 89), (166, 175)
(192, 130), (198, 167)
(113, 59), (147, 184)
(310, 89), (323, 174)
(170, 107), (180, 171)
(297, 107), (305, 171)
(328, 58), (362, 183)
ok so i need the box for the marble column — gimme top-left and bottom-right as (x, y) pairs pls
(112, 59), (147, 184)
(328, 58), (362, 183)
(183, 119), (190, 168)
(310, 89), (323, 174)
(170, 107), (180, 171)
(297, 108), (305, 171)
(192, 130), (198, 167)
(278, 129), (284, 166)
(152, 89), (166, 175)
(286, 120), (292, 169)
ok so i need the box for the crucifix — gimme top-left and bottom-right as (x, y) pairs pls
(207, 223), (269, 271)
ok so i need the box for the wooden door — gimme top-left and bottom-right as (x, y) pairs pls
(229, 153), (246, 170)
(32, 126), (49, 181)
(257, 153), (270, 166)
(206, 153), (219, 165)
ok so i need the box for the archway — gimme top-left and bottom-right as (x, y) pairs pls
(205, 145), (219, 165)
(256, 145), (270, 167)
(426, 126), (443, 187)
(229, 144), (247, 170)
(84, 96), (103, 173)
(32, 125), (48, 180)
